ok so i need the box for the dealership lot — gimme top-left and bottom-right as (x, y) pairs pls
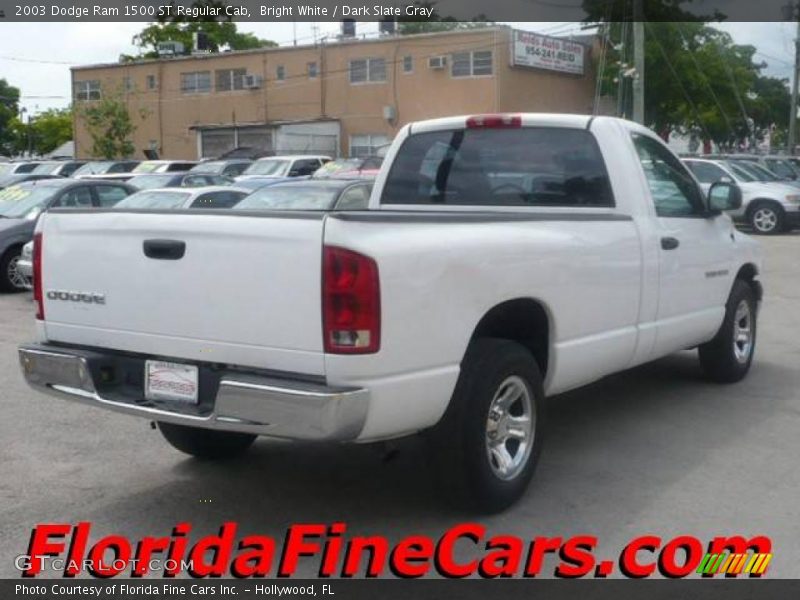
(1, 233), (799, 578)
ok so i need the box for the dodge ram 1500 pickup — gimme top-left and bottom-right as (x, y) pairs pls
(19, 114), (763, 512)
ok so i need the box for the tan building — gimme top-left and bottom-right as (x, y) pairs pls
(71, 26), (604, 160)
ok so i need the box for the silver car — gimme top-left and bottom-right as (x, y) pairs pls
(16, 240), (33, 290)
(683, 158), (800, 234)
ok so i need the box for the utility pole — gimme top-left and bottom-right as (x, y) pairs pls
(789, 16), (800, 154)
(632, 0), (645, 124)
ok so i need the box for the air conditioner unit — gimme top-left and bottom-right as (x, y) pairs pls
(428, 56), (447, 70)
(156, 41), (185, 57)
(243, 74), (263, 89)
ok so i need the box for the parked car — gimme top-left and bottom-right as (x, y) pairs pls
(19, 114), (762, 513)
(0, 161), (42, 177)
(189, 160), (253, 178)
(237, 155), (330, 180)
(312, 157), (383, 180)
(73, 160), (140, 178)
(0, 179), (134, 291)
(32, 161), (87, 178)
(128, 173), (233, 190)
(132, 160), (198, 174)
(0, 173), (62, 190)
(725, 154), (800, 181)
(217, 146), (274, 160)
(683, 158), (800, 234)
(234, 179), (373, 211)
(231, 177), (297, 192)
(16, 240), (33, 289)
(112, 186), (249, 210)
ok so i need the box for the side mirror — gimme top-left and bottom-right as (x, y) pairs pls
(708, 181), (742, 214)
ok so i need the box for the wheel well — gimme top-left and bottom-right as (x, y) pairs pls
(735, 263), (762, 302)
(470, 299), (550, 377)
(1, 243), (23, 260)
(747, 198), (784, 217)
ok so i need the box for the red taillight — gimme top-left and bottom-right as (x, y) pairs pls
(33, 232), (44, 320)
(466, 114), (522, 129)
(322, 246), (380, 354)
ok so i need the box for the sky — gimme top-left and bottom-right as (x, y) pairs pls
(0, 21), (796, 117)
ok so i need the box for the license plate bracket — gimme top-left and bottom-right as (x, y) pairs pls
(144, 360), (199, 404)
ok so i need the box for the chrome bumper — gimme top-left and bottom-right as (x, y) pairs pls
(18, 345), (369, 442)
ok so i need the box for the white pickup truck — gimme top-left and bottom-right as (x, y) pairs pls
(19, 115), (762, 512)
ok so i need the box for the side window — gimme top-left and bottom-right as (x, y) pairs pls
(632, 134), (704, 217)
(336, 185), (372, 210)
(190, 191), (245, 209)
(95, 185), (130, 207)
(291, 160), (320, 176)
(685, 161), (728, 184)
(56, 186), (93, 208)
(182, 175), (208, 187)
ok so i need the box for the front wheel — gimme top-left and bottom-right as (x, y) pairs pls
(430, 338), (545, 513)
(749, 202), (785, 235)
(0, 248), (27, 293)
(158, 422), (257, 459)
(698, 280), (757, 383)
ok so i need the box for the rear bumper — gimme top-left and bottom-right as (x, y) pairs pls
(18, 344), (369, 442)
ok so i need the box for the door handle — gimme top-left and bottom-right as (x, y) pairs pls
(661, 236), (680, 251)
(143, 239), (186, 260)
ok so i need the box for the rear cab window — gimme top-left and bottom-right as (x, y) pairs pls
(380, 127), (614, 208)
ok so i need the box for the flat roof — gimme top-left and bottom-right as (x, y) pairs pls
(72, 26), (513, 72)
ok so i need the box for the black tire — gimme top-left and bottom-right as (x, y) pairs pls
(158, 422), (256, 459)
(748, 201), (786, 235)
(0, 247), (26, 293)
(430, 338), (545, 514)
(698, 280), (757, 383)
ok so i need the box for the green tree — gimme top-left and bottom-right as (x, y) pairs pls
(29, 108), (73, 155)
(0, 79), (22, 156)
(130, 1), (276, 59)
(593, 20), (782, 149)
(79, 95), (136, 159)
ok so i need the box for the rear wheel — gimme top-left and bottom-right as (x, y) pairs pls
(748, 202), (785, 235)
(698, 280), (757, 383)
(158, 422), (256, 459)
(0, 247), (27, 293)
(430, 338), (545, 513)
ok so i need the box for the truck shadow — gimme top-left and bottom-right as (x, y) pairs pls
(87, 350), (796, 541)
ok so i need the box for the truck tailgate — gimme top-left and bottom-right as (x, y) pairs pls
(38, 210), (326, 376)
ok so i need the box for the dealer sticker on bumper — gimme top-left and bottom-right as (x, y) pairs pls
(145, 360), (199, 404)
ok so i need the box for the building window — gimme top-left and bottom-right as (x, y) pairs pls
(451, 50), (493, 78)
(146, 74), (157, 90)
(276, 65), (285, 81)
(308, 62), (318, 78)
(122, 77), (133, 92)
(403, 55), (413, 73)
(349, 58), (387, 84)
(74, 80), (101, 101)
(350, 134), (389, 158)
(216, 68), (247, 92)
(181, 71), (211, 94)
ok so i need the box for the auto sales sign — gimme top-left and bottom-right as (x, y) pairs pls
(512, 30), (586, 76)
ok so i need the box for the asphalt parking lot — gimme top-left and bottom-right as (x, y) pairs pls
(1, 233), (799, 579)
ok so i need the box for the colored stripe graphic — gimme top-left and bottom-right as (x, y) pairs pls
(697, 553), (772, 575)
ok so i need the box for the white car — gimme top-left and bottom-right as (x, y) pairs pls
(16, 240), (33, 290)
(683, 158), (800, 234)
(236, 155), (331, 180)
(19, 114), (762, 512)
(112, 186), (249, 210)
